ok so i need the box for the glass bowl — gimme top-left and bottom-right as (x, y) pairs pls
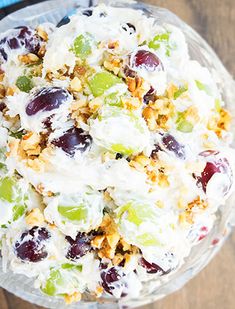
(0, 0), (235, 308)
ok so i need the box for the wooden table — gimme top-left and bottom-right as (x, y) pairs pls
(0, 0), (235, 308)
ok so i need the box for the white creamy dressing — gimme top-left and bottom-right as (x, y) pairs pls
(0, 3), (234, 301)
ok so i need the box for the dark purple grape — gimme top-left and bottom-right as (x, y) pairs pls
(100, 265), (129, 297)
(196, 151), (233, 194)
(162, 134), (185, 159)
(43, 116), (54, 129)
(26, 87), (71, 116)
(0, 102), (6, 112)
(0, 26), (42, 62)
(52, 127), (92, 156)
(131, 50), (164, 72)
(66, 232), (92, 261)
(101, 267), (120, 294)
(150, 143), (162, 160)
(143, 86), (156, 104)
(123, 65), (137, 78)
(14, 226), (51, 263)
(140, 258), (169, 275)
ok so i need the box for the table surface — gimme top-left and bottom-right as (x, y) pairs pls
(0, 0), (235, 308)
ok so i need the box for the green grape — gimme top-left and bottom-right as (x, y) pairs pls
(0, 176), (27, 223)
(42, 269), (64, 296)
(148, 31), (175, 56)
(89, 71), (123, 97)
(58, 205), (88, 222)
(73, 34), (92, 59)
(16, 76), (34, 93)
(42, 267), (82, 296)
(0, 177), (16, 202)
(136, 233), (161, 246)
(104, 92), (122, 107)
(111, 144), (133, 156)
(176, 119), (193, 133)
(117, 202), (157, 226)
(173, 85), (188, 100)
(12, 204), (27, 221)
(195, 80), (212, 96)
(61, 263), (82, 271)
(215, 98), (221, 112)
(176, 112), (193, 133)
(90, 106), (149, 155)
(149, 32), (170, 50)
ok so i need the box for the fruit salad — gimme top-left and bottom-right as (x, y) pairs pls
(0, 3), (234, 304)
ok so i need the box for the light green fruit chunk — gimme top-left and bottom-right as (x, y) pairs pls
(13, 204), (26, 221)
(174, 85), (188, 100)
(104, 92), (122, 107)
(148, 31), (175, 56)
(149, 32), (170, 49)
(117, 202), (157, 226)
(195, 80), (212, 96)
(136, 233), (161, 246)
(58, 205), (88, 222)
(111, 144), (133, 156)
(215, 98), (221, 112)
(176, 119), (193, 133)
(73, 34), (92, 59)
(61, 263), (82, 272)
(0, 177), (27, 222)
(0, 177), (16, 202)
(89, 71), (123, 97)
(176, 113), (193, 133)
(42, 269), (64, 296)
(42, 267), (82, 296)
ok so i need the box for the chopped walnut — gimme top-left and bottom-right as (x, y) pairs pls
(70, 77), (82, 92)
(108, 41), (119, 49)
(38, 44), (46, 58)
(142, 97), (175, 131)
(126, 76), (149, 99)
(88, 97), (103, 112)
(0, 70), (5, 82)
(18, 53), (40, 64)
(121, 97), (142, 110)
(6, 86), (16, 96)
(0, 84), (5, 98)
(21, 132), (41, 152)
(36, 26), (48, 41)
(25, 208), (45, 226)
(64, 292), (81, 304)
(207, 108), (231, 138)
(179, 196), (208, 225)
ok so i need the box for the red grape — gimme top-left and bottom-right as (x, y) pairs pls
(131, 50), (164, 72)
(197, 151), (232, 195)
(66, 232), (92, 261)
(139, 258), (169, 275)
(26, 87), (71, 116)
(14, 226), (51, 263)
(52, 127), (92, 156)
